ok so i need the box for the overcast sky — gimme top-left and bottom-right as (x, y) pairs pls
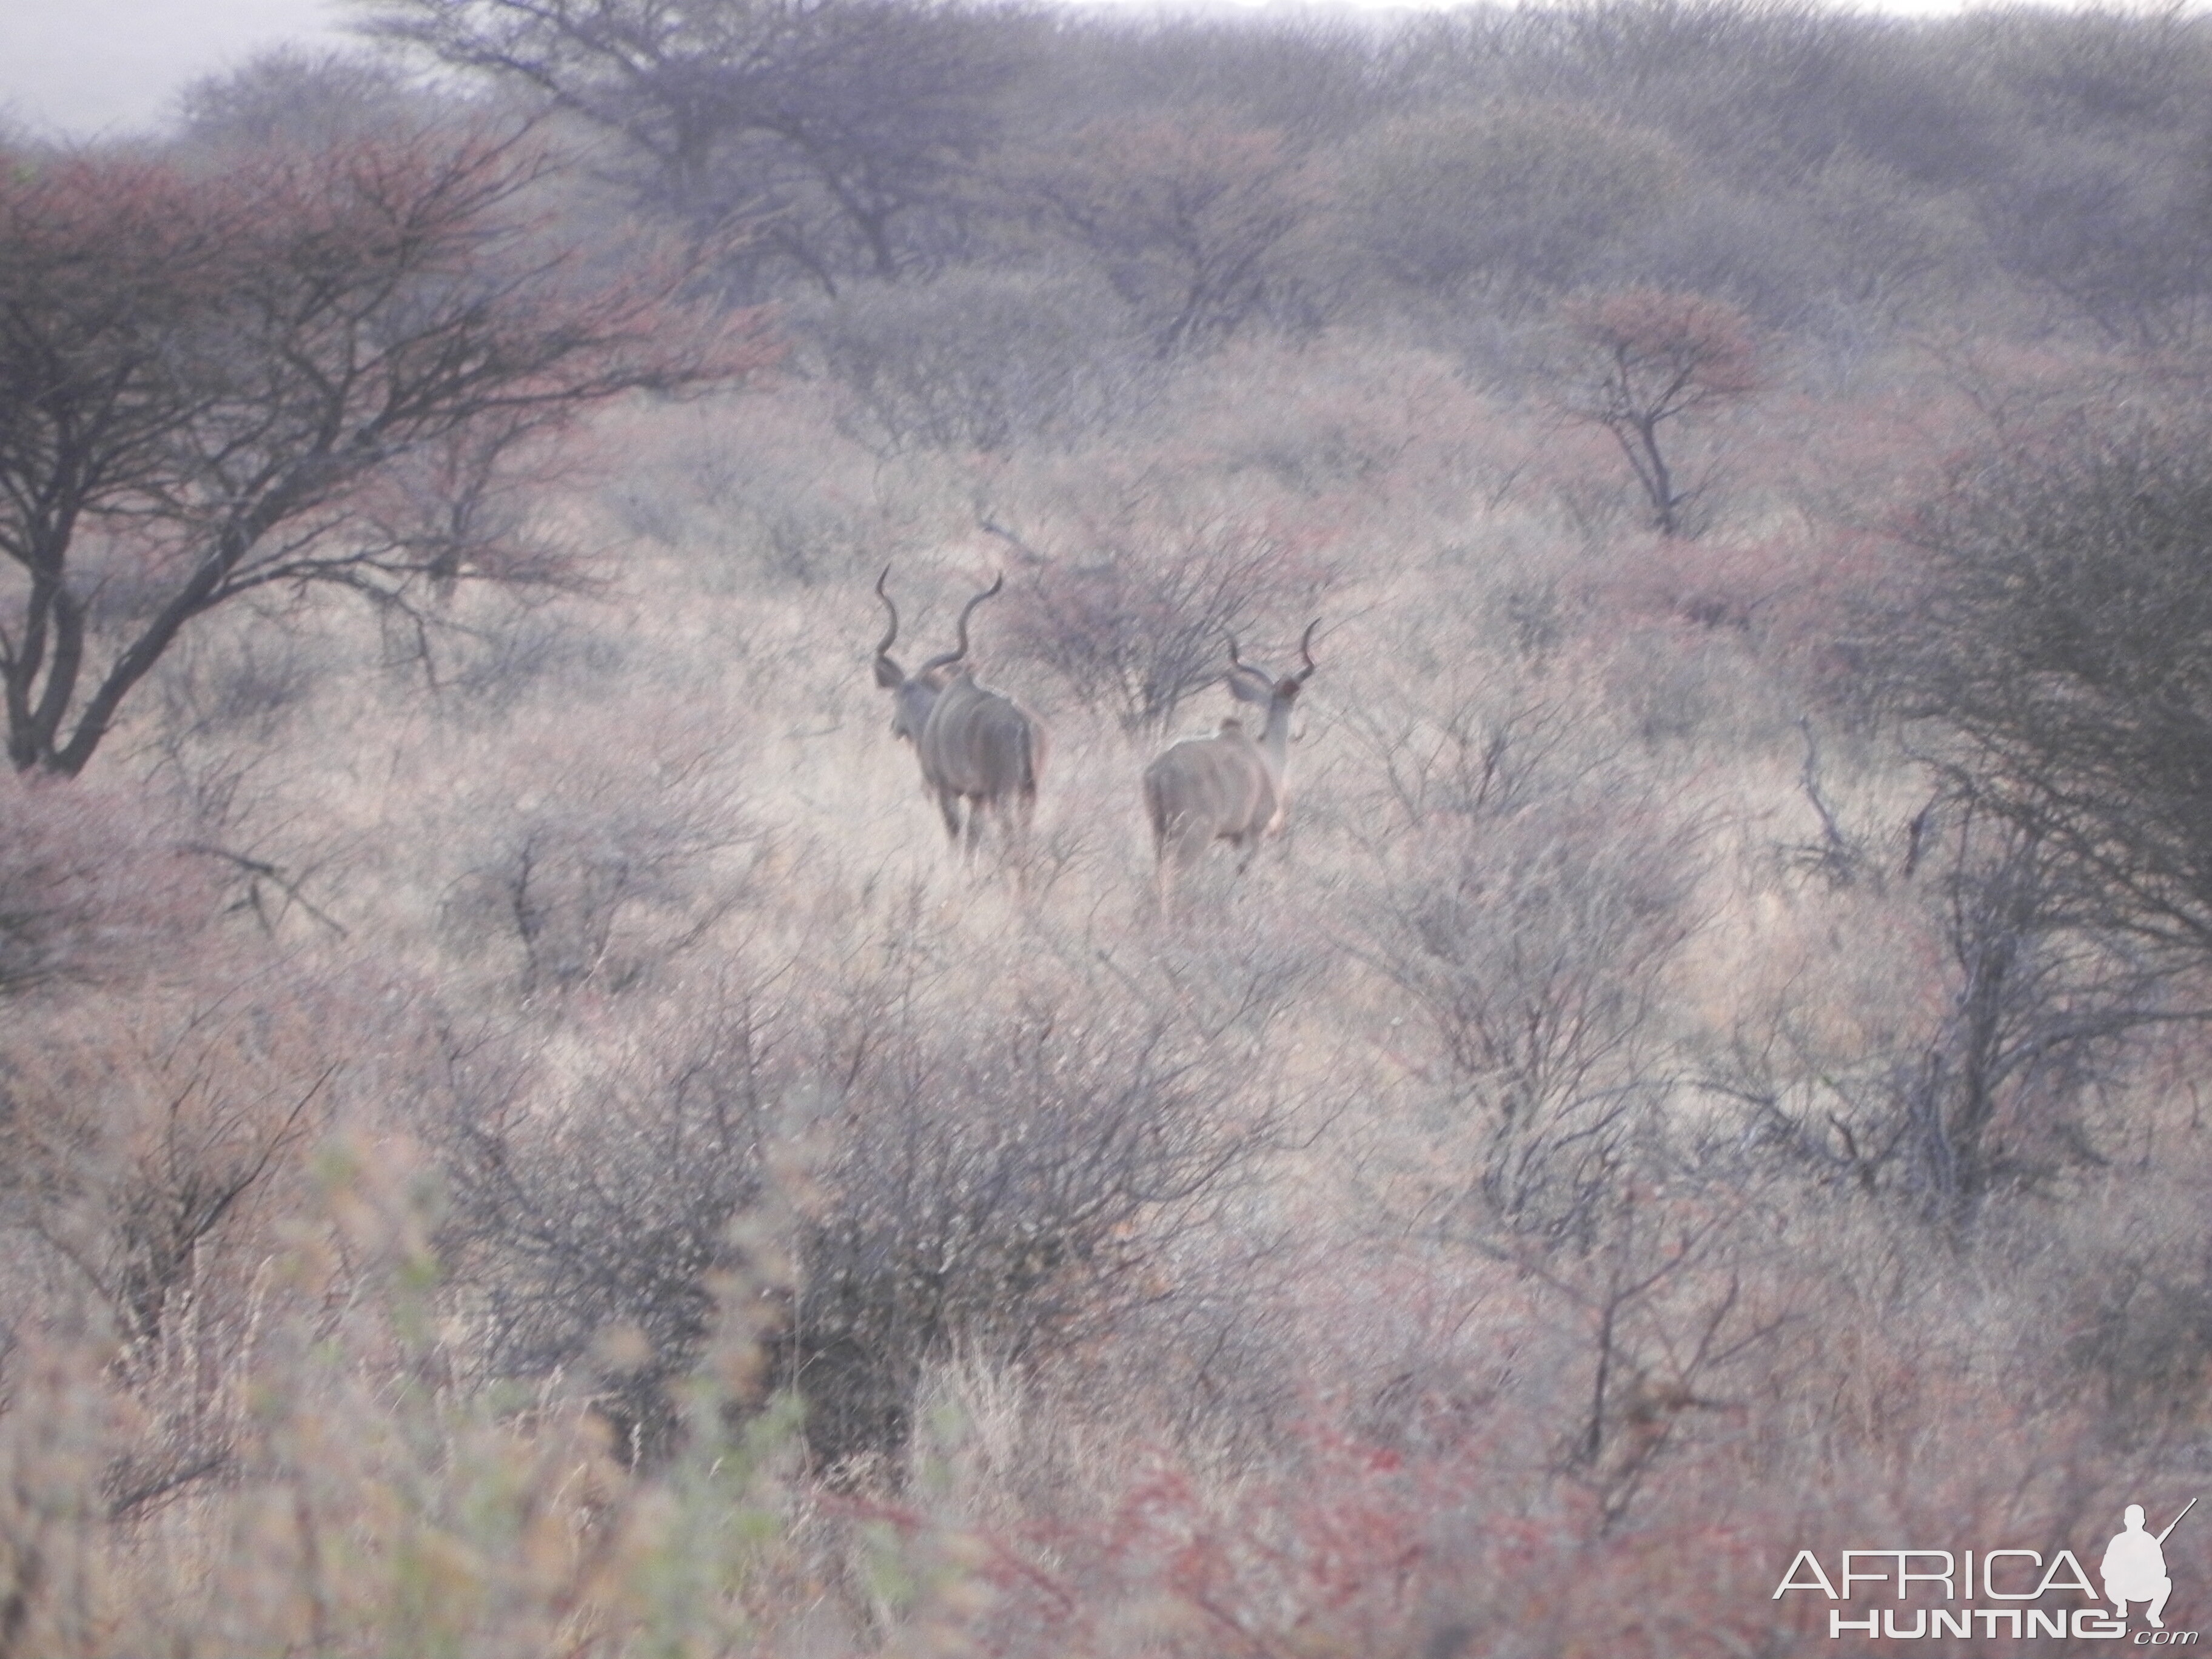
(0, 0), (352, 139)
(3, 0), (1992, 142)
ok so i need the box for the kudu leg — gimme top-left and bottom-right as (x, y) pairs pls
(1007, 788), (1037, 895)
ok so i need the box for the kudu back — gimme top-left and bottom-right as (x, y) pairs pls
(1144, 622), (1317, 908)
(873, 568), (1044, 860)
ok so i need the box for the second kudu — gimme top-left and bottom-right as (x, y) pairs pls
(873, 568), (1044, 860)
(1144, 622), (1318, 908)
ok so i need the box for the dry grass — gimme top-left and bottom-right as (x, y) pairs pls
(0, 323), (2199, 1658)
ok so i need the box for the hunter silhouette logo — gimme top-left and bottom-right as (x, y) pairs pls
(2105, 1500), (2193, 1631)
(1774, 1496), (2201, 1641)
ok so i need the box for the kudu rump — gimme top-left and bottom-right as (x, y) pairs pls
(1144, 623), (1318, 908)
(873, 568), (1044, 861)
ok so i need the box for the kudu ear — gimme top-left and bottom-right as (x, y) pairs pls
(874, 655), (905, 689)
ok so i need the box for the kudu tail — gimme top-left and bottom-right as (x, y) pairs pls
(1011, 720), (1041, 840)
(1019, 717), (1042, 799)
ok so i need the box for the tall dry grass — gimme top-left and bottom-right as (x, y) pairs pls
(0, 327), (2200, 1658)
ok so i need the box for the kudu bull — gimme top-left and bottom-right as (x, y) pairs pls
(873, 568), (1044, 862)
(1143, 622), (1318, 908)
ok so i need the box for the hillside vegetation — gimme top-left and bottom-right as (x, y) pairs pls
(5, 2), (2212, 1652)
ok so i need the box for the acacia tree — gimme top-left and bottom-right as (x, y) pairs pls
(176, 46), (435, 152)
(359, 0), (1024, 293)
(1557, 288), (1757, 536)
(1333, 103), (1682, 309)
(1877, 416), (2212, 970)
(1015, 112), (1313, 359)
(0, 135), (774, 776)
(1002, 515), (1324, 735)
